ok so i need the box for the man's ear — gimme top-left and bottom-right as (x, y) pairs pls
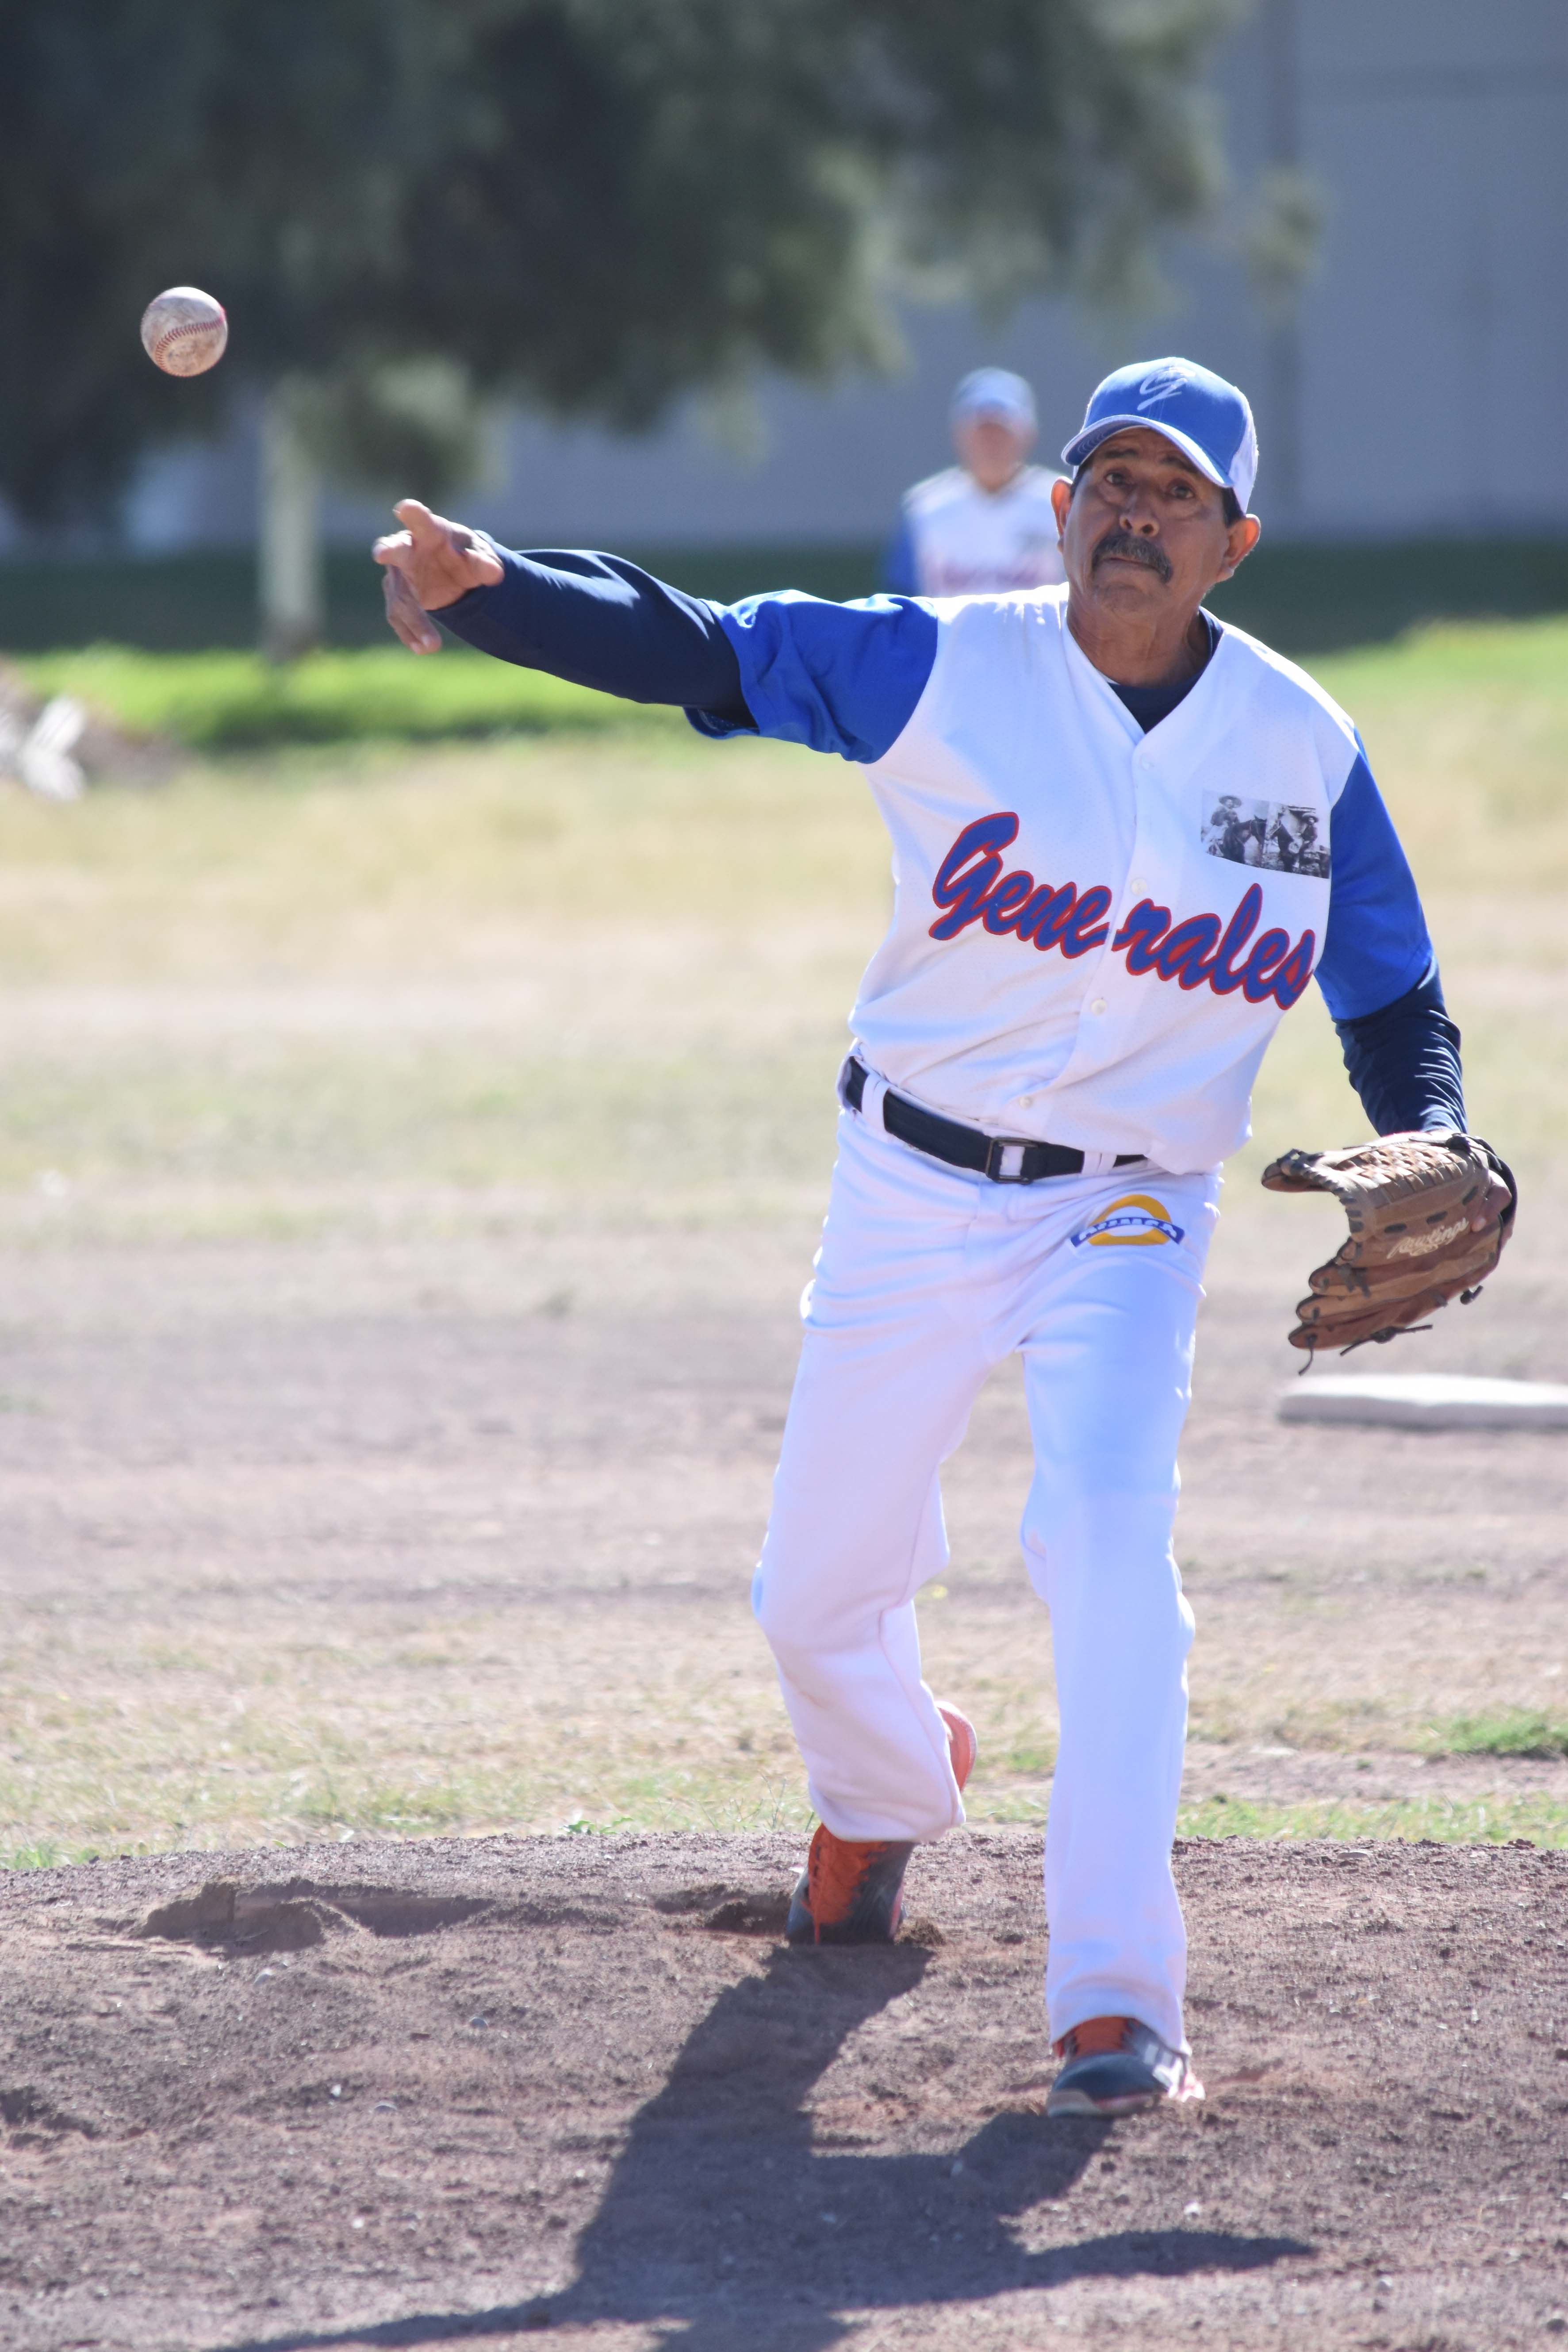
(1050, 475), (1073, 538)
(1213, 512), (1261, 586)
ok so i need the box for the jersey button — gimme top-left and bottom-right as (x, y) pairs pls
(1016, 1093), (1034, 1109)
(1129, 876), (1148, 896)
(1089, 998), (1107, 1016)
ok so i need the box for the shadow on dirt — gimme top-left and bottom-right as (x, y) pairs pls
(209, 1943), (1310, 2352)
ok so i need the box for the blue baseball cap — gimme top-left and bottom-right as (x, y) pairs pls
(1062, 358), (1258, 510)
(951, 367), (1036, 430)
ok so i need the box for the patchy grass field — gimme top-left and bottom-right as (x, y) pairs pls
(1, 618), (1566, 1872)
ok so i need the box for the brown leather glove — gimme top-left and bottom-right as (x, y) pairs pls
(1261, 1128), (1517, 1355)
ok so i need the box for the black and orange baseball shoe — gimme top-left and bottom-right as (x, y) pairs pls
(784, 1703), (977, 1947)
(1045, 2015), (1203, 2117)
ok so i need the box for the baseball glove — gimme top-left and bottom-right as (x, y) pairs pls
(1261, 1128), (1517, 1355)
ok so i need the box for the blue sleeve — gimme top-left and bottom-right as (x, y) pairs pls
(435, 546), (752, 726)
(1314, 748), (1434, 1021)
(702, 591), (938, 763)
(1317, 745), (1463, 1133)
(881, 510), (919, 595)
(1333, 958), (1465, 1135)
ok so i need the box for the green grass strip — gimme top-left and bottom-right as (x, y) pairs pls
(10, 1790), (1567, 1874)
(17, 645), (686, 751)
(1177, 1792), (1568, 1846)
(22, 612), (1568, 753)
(1425, 1709), (1568, 1760)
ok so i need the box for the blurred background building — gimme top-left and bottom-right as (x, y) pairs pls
(90, 0), (1568, 564)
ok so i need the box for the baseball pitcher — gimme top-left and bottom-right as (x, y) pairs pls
(375, 356), (1514, 2119)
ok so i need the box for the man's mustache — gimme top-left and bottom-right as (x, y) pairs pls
(1092, 529), (1173, 583)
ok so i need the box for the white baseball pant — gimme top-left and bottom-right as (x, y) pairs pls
(752, 1082), (1220, 2054)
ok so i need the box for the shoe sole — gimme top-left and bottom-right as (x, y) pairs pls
(1045, 2084), (1165, 2118)
(1046, 2067), (1204, 2118)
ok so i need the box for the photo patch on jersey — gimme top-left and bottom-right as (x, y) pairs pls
(1070, 1193), (1185, 1249)
(1200, 795), (1330, 878)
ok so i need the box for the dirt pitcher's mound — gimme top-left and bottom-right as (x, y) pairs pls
(2, 1832), (1564, 2351)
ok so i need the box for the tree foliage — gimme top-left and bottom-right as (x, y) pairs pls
(0, 0), (1239, 528)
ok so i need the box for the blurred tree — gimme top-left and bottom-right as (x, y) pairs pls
(0, 0), (1240, 651)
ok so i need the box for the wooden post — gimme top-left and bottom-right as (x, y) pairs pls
(258, 380), (324, 662)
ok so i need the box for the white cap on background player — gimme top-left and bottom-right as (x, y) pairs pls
(950, 367), (1037, 432)
(1063, 357), (1258, 512)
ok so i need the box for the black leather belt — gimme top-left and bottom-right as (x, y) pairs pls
(843, 1058), (1144, 1185)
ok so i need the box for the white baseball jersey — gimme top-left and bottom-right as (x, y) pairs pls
(697, 584), (1432, 1173)
(889, 465), (1066, 596)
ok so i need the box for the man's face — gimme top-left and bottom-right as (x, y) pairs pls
(954, 411), (1035, 493)
(1049, 426), (1258, 625)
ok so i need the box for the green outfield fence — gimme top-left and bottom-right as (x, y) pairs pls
(2, 536), (1568, 659)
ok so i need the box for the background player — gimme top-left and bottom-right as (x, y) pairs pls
(374, 355), (1510, 2119)
(882, 367), (1066, 597)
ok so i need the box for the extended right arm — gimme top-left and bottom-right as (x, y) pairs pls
(374, 499), (938, 761)
(439, 545), (754, 725)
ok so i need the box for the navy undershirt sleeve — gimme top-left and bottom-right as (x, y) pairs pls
(436, 544), (939, 761)
(1333, 959), (1465, 1135)
(437, 546), (754, 727)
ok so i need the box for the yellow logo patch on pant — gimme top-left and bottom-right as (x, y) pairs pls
(1070, 1193), (1185, 1249)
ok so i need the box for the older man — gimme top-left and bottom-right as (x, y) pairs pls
(375, 356), (1503, 2117)
(883, 367), (1066, 597)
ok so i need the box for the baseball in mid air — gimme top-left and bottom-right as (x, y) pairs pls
(139, 286), (228, 377)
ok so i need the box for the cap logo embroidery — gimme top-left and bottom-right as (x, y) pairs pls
(1135, 365), (1191, 411)
(1071, 1194), (1185, 1249)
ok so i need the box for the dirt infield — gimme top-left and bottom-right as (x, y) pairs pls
(3, 1831), (1565, 2350)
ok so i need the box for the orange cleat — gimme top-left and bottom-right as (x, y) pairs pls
(784, 1702), (977, 1946)
(1046, 2014), (1203, 2116)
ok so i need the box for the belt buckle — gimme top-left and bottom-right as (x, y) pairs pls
(983, 1136), (1031, 1183)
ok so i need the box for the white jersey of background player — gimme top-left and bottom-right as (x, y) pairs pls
(884, 368), (1066, 598)
(376, 357), (1471, 2121)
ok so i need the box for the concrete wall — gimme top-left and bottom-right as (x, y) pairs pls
(1258, 0), (1568, 534)
(67, 0), (1568, 554)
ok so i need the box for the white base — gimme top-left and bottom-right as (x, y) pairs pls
(1278, 1371), (1568, 1431)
